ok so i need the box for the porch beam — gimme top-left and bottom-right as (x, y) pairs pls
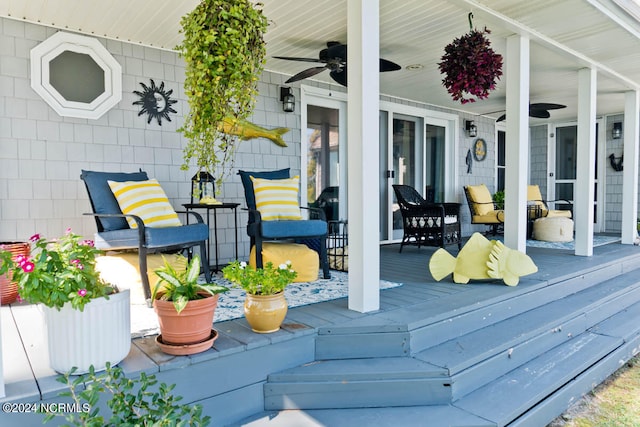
(346, 0), (380, 312)
(450, 0), (639, 91)
(621, 90), (640, 244)
(503, 34), (529, 252)
(574, 68), (597, 256)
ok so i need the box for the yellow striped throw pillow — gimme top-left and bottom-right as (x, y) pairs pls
(250, 175), (302, 221)
(107, 179), (182, 228)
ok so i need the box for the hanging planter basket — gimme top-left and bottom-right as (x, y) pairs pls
(438, 13), (503, 104)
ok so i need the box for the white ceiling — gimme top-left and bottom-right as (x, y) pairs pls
(2, 0), (640, 122)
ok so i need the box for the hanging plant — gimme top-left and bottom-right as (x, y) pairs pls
(177, 0), (268, 188)
(438, 13), (503, 104)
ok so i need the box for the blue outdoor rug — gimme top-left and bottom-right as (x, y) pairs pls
(525, 234), (620, 250)
(130, 271), (402, 338)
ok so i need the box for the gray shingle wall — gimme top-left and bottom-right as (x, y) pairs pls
(0, 18), (300, 264)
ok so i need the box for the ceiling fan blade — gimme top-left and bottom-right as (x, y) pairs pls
(380, 58), (401, 72)
(329, 67), (347, 86)
(273, 56), (325, 63)
(285, 66), (328, 83)
(529, 109), (551, 119)
(531, 103), (566, 111)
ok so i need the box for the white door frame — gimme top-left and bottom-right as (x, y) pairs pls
(300, 85), (348, 218)
(548, 119), (605, 232)
(379, 101), (458, 243)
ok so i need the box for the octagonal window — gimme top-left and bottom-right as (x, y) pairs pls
(31, 32), (122, 120)
(49, 51), (105, 103)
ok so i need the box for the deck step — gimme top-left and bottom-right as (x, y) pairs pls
(409, 260), (636, 353)
(263, 268), (640, 413)
(453, 331), (622, 427)
(264, 357), (451, 410)
(233, 405), (495, 427)
(413, 269), (640, 397)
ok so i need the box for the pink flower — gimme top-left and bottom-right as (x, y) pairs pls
(29, 234), (40, 242)
(77, 289), (87, 297)
(65, 227), (72, 235)
(80, 240), (95, 247)
(71, 259), (84, 270)
(21, 262), (35, 273)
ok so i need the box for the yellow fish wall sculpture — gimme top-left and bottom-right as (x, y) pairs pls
(218, 117), (289, 147)
(429, 232), (538, 286)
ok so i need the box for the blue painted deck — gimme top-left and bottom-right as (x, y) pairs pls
(2, 239), (640, 426)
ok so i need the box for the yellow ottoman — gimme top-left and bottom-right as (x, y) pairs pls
(533, 217), (574, 242)
(249, 242), (319, 282)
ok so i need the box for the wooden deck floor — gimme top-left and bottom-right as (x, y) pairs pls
(2, 239), (640, 426)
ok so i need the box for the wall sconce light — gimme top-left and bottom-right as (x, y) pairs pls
(612, 122), (622, 139)
(280, 87), (295, 113)
(465, 120), (477, 137)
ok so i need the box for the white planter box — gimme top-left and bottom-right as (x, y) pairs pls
(42, 289), (131, 374)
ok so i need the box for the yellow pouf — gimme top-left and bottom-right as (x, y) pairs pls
(249, 242), (319, 282)
(533, 217), (574, 242)
(96, 253), (186, 305)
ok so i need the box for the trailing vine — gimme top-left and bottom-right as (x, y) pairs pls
(177, 0), (268, 188)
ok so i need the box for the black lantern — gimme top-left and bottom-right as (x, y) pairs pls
(191, 171), (215, 204)
(280, 86), (295, 113)
(465, 120), (477, 137)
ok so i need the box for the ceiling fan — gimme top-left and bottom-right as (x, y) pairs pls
(273, 41), (401, 87)
(493, 103), (567, 122)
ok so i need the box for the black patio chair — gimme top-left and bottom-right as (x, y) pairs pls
(392, 184), (462, 253)
(238, 169), (331, 279)
(80, 169), (211, 305)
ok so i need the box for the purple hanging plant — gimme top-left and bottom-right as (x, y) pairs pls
(438, 27), (503, 104)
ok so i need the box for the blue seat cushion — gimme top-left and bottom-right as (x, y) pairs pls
(81, 169), (148, 231)
(255, 220), (327, 240)
(238, 168), (290, 210)
(94, 223), (208, 250)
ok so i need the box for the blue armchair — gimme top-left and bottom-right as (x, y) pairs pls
(80, 170), (211, 304)
(238, 169), (330, 279)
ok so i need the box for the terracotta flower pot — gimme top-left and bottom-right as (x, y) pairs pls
(244, 292), (288, 334)
(153, 292), (219, 353)
(0, 242), (30, 305)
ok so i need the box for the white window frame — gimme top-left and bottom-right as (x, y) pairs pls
(31, 32), (122, 120)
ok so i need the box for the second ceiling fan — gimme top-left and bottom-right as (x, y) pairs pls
(495, 103), (566, 122)
(274, 41), (401, 87)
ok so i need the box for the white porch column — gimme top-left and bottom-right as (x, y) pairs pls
(347, 0), (380, 312)
(574, 68), (597, 256)
(504, 34), (529, 252)
(621, 90), (640, 244)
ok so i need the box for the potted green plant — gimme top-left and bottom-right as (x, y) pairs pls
(222, 260), (297, 333)
(493, 190), (505, 210)
(44, 363), (210, 426)
(177, 0), (268, 190)
(0, 229), (130, 374)
(152, 254), (228, 355)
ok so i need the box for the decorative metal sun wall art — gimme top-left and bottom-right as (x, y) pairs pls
(133, 79), (177, 125)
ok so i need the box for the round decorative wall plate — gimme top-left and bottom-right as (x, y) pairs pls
(133, 79), (177, 125)
(473, 138), (487, 161)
